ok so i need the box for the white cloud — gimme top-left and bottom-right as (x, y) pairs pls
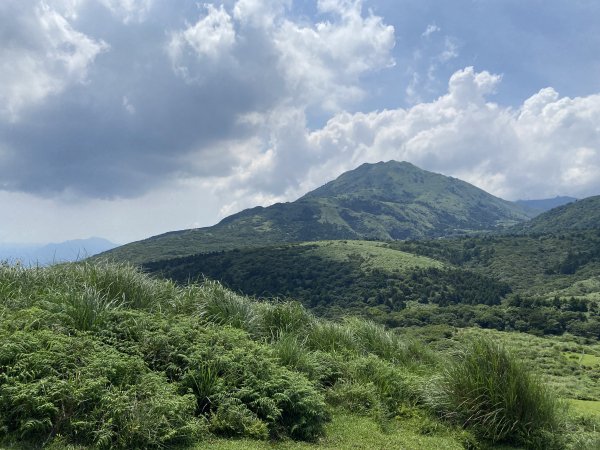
(216, 67), (600, 213)
(0, 1), (108, 122)
(233, 0), (291, 27)
(168, 4), (236, 82)
(422, 24), (440, 37)
(98, 0), (154, 23)
(274, 0), (395, 110)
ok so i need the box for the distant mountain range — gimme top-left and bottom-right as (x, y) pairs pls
(515, 196), (577, 214)
(99, 161), (538, 263)
(516, 195), (600, 235)
(0, 237), (118, 266)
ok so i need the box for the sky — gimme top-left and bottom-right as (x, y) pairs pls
(1, 0), (600, 245)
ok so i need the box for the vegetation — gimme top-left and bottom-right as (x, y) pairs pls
(2, 262), (592, 449)
(143, 235), (600, 340)
(514, 196), (600, 235)
(426, 338), (563, 447)
(144, 241), (512, 316)
(97, 161), (533, 263)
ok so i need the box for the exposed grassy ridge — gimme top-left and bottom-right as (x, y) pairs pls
(97, 161), (533, 264)
(304, 240), (444, 272)
(0, 262), (592, 449)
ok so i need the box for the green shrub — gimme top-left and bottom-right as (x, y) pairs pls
(427, 338), (564, 448)
(257, 300), (315, 337)
(305, 320), (357, 354)
(208, 397), (269, 439)
(271, 332), (316, 373)
(197, 281), (258, 333)
(0, 329), (204, 449)
(180, 326), (330, 441)
(60, 284), (120, 331)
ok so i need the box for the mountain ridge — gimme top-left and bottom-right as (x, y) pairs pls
(516, 195), (600, 235)
(98, 161), (534, 264)
(1, 237), (118, 265)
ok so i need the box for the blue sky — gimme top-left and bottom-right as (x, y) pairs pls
(1, 0), (599, 244)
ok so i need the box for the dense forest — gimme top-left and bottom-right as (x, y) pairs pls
(144, 234), (600, 340)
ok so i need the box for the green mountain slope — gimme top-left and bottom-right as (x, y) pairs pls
(146, 234), (600, 339)
(144, 240), (512, 319)
(516, 195), (600, 234)
(515, 196), (577, 215)
(99, 161), (533, 263)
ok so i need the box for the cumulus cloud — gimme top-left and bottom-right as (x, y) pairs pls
(0, 0), (394, 198)
(274, 0), (395, 109)
(0, 1), (108, 122)
(168, 4), (236, 81)
(217, 66), (600, 215)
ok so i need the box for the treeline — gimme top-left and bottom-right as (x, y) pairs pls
(144, 245), (511, 313)
(382, 300), (600, 340)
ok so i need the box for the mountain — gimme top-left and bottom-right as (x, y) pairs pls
(99, 161), (533, 263)
(517, 195), (600, 235)
(0, 237), (118, 266)
(515, 196), (577, 214)
(143, 240), (511, 318)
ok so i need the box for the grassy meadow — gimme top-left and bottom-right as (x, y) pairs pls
(0, 262), (598, 449)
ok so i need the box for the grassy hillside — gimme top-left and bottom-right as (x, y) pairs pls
(144, 240), (511, 319)
(145, 233), (600, 340)
(98, 161), (533, 264)
(392, 231), (600, 296)
(0, 262), (598, 449)
(515, 196), (600, 235)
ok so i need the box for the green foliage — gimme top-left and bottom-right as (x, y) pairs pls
(197, 280), (258, 333)
(427, 338), (564, 448)
(99, 161), (532, 264)
(0, 329), (203, 449)
(145, 242), (511, 318)
(0, 261), (593, 448)
(257, 300), (316, 337)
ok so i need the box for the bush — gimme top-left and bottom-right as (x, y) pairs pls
(197, 281), (258, 333)
(427, 338), (564, 448)
(305, 320), (357, 354)
(179, 325), (330, 441)
(257, 300), (315, 337)
(0, 329), (204, 449)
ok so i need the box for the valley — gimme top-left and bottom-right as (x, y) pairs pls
(2, 161), (600, 449)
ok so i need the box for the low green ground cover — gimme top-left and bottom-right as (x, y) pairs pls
(0, 262), (597, 449)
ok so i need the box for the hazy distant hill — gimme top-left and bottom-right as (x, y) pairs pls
(515, 196), (577, 215)
(0, 237), (117, 265)
(99, 161), (533, 263)
(516, 195), (600, 235)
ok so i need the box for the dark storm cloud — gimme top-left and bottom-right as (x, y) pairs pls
(0, 0), (286, 198)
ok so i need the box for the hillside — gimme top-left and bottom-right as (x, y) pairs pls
(516, 196), (600, 234)
(1, 262), (598, 449)
(99, 161), (533, 263)
(515, 196), (577, 214)
(145, 236), (600, 339)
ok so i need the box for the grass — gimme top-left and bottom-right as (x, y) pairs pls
(473, 330), (600, 402)
(0, 261), (597, 449)
(426, 337), (564, 448)
(306, 240), (444, 273)
(204, 411), (468, 450)
(570, 400), (600, 417)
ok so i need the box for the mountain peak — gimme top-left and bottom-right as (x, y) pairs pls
(99, 160), (534, 263)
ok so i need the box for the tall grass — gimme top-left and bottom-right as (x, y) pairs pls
(61, 284), (121, 331)
(426, 338), (564, 448)
(197, 280), (258, 333)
